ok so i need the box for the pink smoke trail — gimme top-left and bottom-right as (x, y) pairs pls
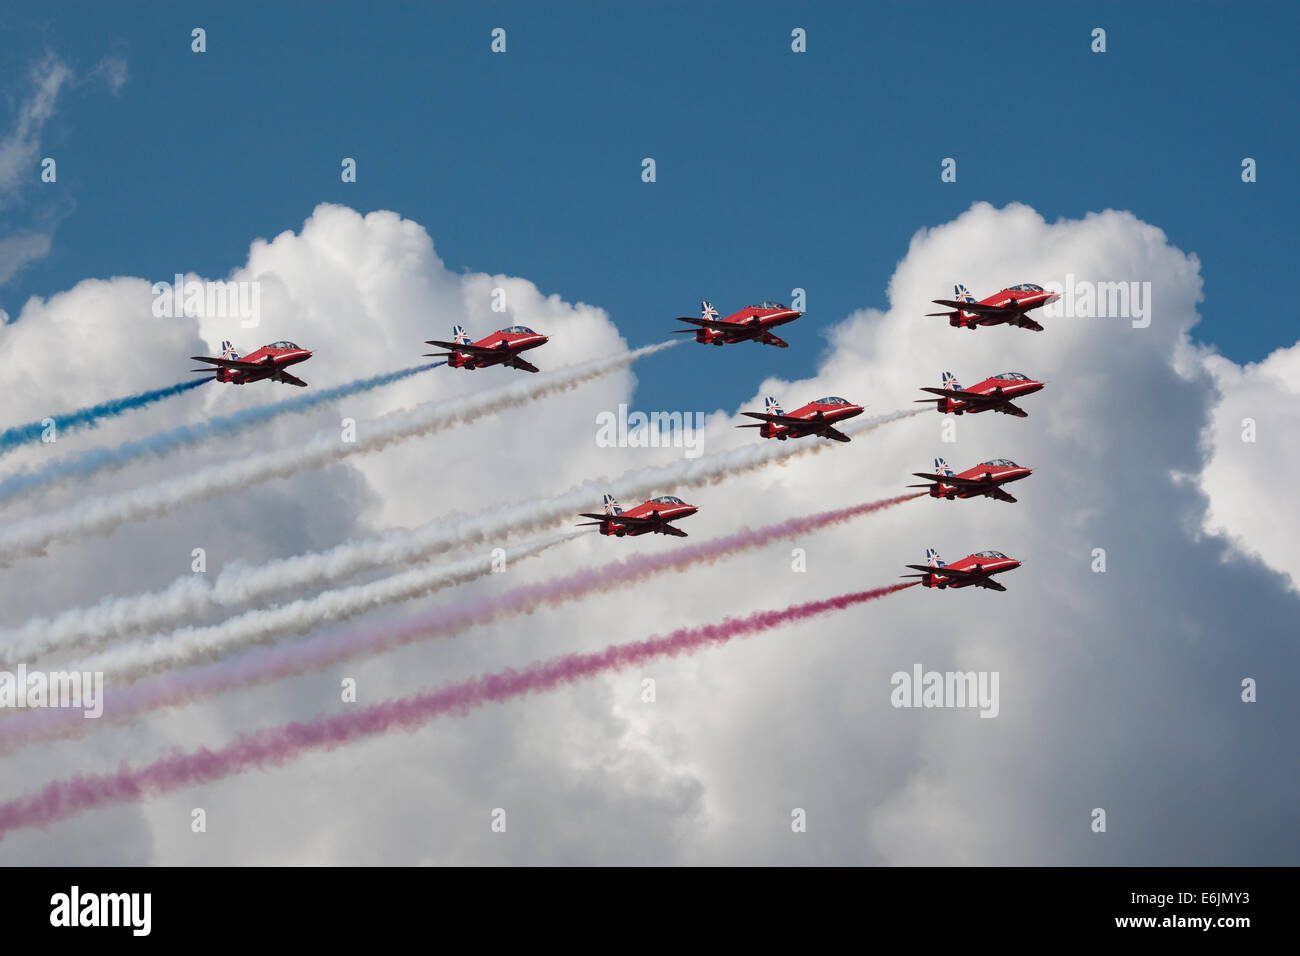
(0, 582), (916, 838)
(0, 494), (921, 751)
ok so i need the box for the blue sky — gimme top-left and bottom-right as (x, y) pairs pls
(3, 0), (1296, 413)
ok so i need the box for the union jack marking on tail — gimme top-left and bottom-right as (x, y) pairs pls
(700, 301), (719, 322)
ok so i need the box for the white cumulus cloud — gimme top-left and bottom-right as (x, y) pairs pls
(0, 201), (1294, 865)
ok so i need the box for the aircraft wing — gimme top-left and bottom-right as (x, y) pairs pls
(190, 355), (277, 370)
(576, 512), (661, 527)
(604, 513), (669, 526)
(918, 386), (998, 401)
(672, 316), (740, 331)
(423, 339), (506, 357)
(741, 411), (818, 426)
(931, 565), (1009, 587)
(509, 357), (540, 373)
(911, 472), (987, 487)
(904, 564), (941, 574)
(659, 525), (689, 537)
(1014, 315), (1044, 331)
(276, 371), (309, 387)
(936, 393), (1029, 417)
(758, 332), (789, 348)
(822, 426), (851, 443)
(931, 299), (1013, 316)
(990, 487), (1018, 503)
(925, 565), (982, 577)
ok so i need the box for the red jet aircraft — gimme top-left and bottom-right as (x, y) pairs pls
(916, 371), (1044, 418)
(423, 324), (549, 373)
(190, 340), (312, 387)
(902, 548), (1021, 592)
(672, 300), (802, 348)
(925, 283), (1059, 332)
(737, 395), (865, 443)
(577, 493), (698, 537)
(908, 457), (1032, 503)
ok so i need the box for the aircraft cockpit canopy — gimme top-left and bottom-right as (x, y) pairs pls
(981, 459), (1019, 467)
(814, 396), (852, 405)
(265, 341), (300, 350)
(995, 371), (1031, 381)
(972, 550), (1008, 559)
(502, 326), (537, 334)
(649, 495), (685, 505)
(1007, 283), (1044, 292)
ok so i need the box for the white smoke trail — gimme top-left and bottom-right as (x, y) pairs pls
(0, 342), (672, 564)
(0, 362), (441, 505)
(0, 408), (920, 664)
(59, 533), (578, 683)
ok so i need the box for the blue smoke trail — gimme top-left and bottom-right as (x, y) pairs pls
(0, 362), (443, 502)
(0, 379), (210, 455)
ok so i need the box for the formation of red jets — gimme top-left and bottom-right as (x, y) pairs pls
(190, 282), (1053, 587)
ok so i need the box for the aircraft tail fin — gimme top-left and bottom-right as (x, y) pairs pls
(764, 395), (783, 416)
(954, 284), (976, 306)
(701, 300), (719, 321)
(452, 324), (471, 346)
(935, 457), (955, 478)
(925, 548), (946, 568)
(220, 340), (241, 360)
(941, 371), (962, 392)
(602, 493), (623, 516)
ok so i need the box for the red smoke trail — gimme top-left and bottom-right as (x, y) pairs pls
(0, 494), (921, 751)
(0, 582), (916, 838)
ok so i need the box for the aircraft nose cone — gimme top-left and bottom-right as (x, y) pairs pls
(539, 336), (549, 344)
